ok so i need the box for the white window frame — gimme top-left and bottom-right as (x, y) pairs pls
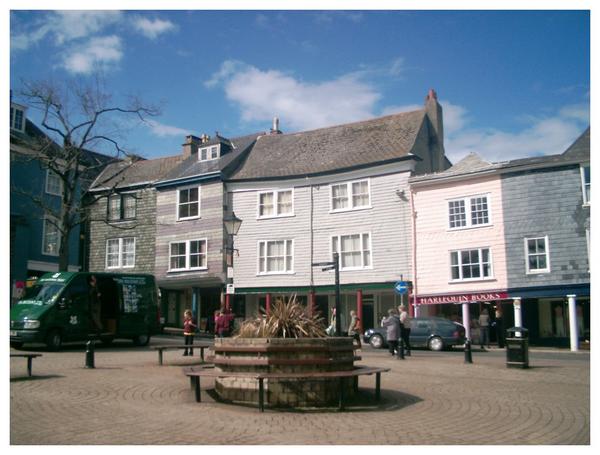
(10, 105), (26, 132)
(176, 186), (201, 221)
(524, 236), (551, 274)
(105, 237), (136, 269)
(447, 194), (491, 230)
(331, 232), (373, 271)
(45, 169), (62, 196)
(257, 189), (294, 219)
(580, 165), (590, 205)
(449, 247), (493, 282)
(329, 178), (372, 213)
(198, 144), (221, 162)
(168, 239), (208, 272)
(42, 217), (60, 256)
(257, 239), (294, 275)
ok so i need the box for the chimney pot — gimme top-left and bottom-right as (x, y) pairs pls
(426, 88), (438, 102)
(270, 117), (281, 134)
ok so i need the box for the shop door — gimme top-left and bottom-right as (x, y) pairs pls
(315, 296), (329, 327)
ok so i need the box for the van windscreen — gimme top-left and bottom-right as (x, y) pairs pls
(20, 283), (65, 305)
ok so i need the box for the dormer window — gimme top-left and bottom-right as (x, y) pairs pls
(10, 104), (26, 132)
(198, 144), (220, 162)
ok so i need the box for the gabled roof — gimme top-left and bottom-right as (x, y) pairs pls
(410, 126), (590, 185)
(562, 127), (590, 161)
(229, 109), (427, 181)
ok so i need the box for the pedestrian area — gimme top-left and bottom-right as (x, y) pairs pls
(10, 340), (590, 445)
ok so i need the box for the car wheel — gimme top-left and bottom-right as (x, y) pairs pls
(132, 334), (150, 346)
(46, 329), (62, 351)
(369, 334), (384, 349)
(428, 336), (444, 351)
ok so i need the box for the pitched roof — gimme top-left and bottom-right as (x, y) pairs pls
(159, 132), (262, 184)
(562, 127), (590, 161)
(229, 109), (427, 181)
(90, 155), (184, 191)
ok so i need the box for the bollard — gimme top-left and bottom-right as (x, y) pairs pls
(397, 338), (405, 360)
(464, 339), (473, 364)
(85, 339), (95, 369)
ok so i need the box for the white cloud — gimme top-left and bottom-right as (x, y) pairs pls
(146, 120), (190, 138)
(132, 17), (176, 39)
(206, 61), (380, 131)
(444, 102), (589, 164)
(11, 11), (122, 51)
(60, 36), (123, 75)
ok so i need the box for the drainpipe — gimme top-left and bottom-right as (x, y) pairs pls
(409, 187), (419, 317)
(266, 293), (271, 316)
(357, 289), (363, 333)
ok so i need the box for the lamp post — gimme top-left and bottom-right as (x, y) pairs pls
(312, 252), (341, 336)
(224, 212), (242, 312)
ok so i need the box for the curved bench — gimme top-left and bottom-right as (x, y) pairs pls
(183, 364), (390, 411)
(10, 353), (42, 377)
(152, 343), (210, 365)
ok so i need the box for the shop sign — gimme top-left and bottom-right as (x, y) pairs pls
(417, 291), (508, 305)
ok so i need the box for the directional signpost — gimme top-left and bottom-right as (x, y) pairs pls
(312, 253), (341, 336)
(394, 279), (411, 313)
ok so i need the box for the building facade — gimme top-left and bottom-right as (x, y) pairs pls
(228, 90), (450, 332)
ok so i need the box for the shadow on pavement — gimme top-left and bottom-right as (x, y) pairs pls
(10, 374), (64, 382)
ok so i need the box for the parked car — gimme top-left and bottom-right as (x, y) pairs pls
(363, 317), (466, 351)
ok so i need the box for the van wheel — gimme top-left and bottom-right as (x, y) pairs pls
(100, 336), (114, 346)
(46, 329), (63, 351)
(132, 334), (150, 346)
(10, 342), (24, 349)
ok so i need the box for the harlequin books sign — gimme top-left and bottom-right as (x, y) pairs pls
(417, 292), (509, 305)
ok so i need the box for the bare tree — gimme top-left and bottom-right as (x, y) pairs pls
(12, 76), (160, 271)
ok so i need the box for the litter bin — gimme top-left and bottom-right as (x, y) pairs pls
(506, 327), (529, 369)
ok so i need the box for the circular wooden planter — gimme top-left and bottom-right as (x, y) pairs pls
(213, 337), (356, 407)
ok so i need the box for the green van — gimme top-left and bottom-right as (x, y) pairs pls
(10, 272), (161, 350)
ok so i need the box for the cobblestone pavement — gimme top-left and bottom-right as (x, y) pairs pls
(10, 338), (590, 445)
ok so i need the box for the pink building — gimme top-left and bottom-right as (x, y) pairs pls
(409, 154), (509, 339)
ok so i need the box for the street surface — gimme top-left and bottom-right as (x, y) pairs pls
(10, 336), (590, 445)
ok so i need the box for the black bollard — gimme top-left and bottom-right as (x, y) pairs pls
(464, 339), (473, 364)
(398, 338), (405, 360)
(85, 339), (95, 369)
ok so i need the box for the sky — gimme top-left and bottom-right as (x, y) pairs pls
(7, 4), (591, 165)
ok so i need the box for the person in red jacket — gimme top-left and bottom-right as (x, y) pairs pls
(215, 310), (228, 338)
(183, 309), (196, 356)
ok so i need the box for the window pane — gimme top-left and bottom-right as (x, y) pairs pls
(107, 239), (120, 267)
(449, 200), (466, 228)
(352, 181), (369, 207)
(211, 146), (218, 159)
(470, 196), (489, 225)
(43, 219), (60, 255)
(259, 193), (274, 216)
(332, 184), (348, 210)
(200, 149), (207, 160)
(122, 238), (135, 267)
(277, 191), (292, 214)
(108, 196), (121, 220)
(123, 195), (136, 219)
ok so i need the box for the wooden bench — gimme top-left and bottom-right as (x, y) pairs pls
(10, 353), (42, 377)
(183, 365), (390, 411)
(152, 343), (210, 365)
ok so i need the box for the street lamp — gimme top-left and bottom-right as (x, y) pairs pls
(224, 212), (242, 311)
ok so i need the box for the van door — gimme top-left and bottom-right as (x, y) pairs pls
(60, 274), (91, 340)
(116, 276), (151, 336)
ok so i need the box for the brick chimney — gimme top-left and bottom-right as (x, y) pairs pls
(424, 89), (446, 171)
(182, 135), (200, 159)
(270, 117), (282, 135)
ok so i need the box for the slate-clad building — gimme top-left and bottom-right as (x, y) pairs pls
(410, 127), (590, 347)
(227, 90), (450, 331)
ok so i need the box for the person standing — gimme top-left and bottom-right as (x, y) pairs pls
(327, 308), (337, 336)
(215, 310), (229, 338)
(348, 310), (361, 349)
(88, 275), (102, 337)
(494, 306), (505, 348)
(382, 309), (401, 358)
(479, 308), (491, 349)
(398, 304), (411, 356)
(183, 309), (196, 356)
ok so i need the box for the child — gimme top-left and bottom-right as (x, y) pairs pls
(183, 310), (196, 356)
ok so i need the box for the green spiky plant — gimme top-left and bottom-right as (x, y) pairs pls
(235, 295), (327, 338)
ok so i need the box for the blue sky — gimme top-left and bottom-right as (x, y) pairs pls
(8, 7), (590, 164)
